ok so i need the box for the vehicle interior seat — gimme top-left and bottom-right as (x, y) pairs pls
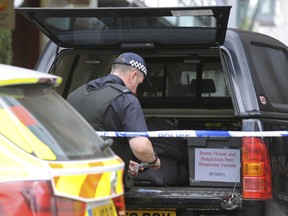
(189, 79), (216, 97)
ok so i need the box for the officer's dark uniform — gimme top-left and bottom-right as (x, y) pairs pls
(67, 74), (148, 178)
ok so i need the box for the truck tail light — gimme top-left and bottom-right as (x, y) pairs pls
(241, 137), (272, 199)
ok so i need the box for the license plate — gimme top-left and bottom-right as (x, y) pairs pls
(88, 202), (117, 216)
(126, 210), (176, 216)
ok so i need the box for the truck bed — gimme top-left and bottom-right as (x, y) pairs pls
(125, 116), (243, 215)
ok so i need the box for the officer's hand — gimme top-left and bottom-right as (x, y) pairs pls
(150, 157), (161, 169)
(128, 160), (144, 176)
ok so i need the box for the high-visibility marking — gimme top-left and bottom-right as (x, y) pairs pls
(0, 106), (56, 159)
(49, 159), (124, 202)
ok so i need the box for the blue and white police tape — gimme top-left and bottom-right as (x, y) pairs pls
(96, 130), (288, 138)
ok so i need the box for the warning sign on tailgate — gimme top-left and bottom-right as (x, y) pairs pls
(195, 148), (240, 182)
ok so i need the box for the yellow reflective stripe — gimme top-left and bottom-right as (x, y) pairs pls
(0, 146), (26, 169)
(0, 109), (32, 152)
(0, 135), (48, 181)
(0, 108), (56, 160)
(0, 78), (40, 86)
(0, 77), (62, 87)
(0, 135), (45, 167)
(80, 173), (102, 198)
(101, 158), (125, 194)
(53, 171), (123, 199)
(57, 174), (87, 197)
(116, 169), (124, 194)
(16, 123), (57, 160)
(55, 78), (62, 86)
(50, 158), (124, 201)
(95, 172), (111, 197)
(103, 158), (124, 166)
(62, 163), (91, 169)
(49, 158), (123, 169)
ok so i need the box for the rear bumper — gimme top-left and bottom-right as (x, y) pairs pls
(125, 186), (242, 210)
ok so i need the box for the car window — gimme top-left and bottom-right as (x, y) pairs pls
(250, 43), (288, 112)
(0, 84), (114, 161)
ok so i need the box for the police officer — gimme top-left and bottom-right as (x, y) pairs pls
(67, 52), (161, 180)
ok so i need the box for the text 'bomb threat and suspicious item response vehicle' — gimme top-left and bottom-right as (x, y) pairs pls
(0, 64), (125, 216)
(16, 5), (288, 216)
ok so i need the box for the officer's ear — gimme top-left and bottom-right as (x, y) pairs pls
(129, 70), (139, 81)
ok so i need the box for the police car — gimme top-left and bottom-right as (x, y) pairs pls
(0, 64), (125, 216)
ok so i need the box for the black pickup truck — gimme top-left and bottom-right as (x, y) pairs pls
(17, 5), (288, 216)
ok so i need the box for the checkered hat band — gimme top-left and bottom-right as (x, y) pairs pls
(130, 60), (147, 75)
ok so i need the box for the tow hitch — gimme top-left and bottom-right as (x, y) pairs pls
(221, 194), (242, 210)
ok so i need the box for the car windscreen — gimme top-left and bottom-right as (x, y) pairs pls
(0, 84), (114, 161)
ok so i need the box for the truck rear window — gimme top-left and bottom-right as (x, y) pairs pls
(138, 55), (232, 109)
(52, 52), (232, 109)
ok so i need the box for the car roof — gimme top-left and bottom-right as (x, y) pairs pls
(0, 64), (62, 87)
(16, 6), (231, 49)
